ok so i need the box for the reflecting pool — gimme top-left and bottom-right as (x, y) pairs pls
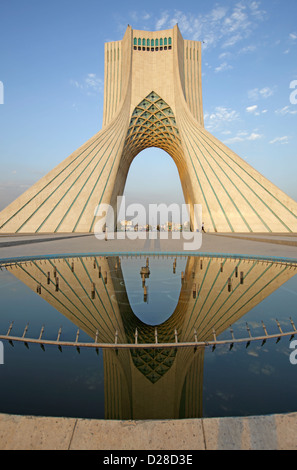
(0, 254), (297, 420)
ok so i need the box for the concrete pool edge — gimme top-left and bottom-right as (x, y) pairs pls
(0, 411), (297, 450)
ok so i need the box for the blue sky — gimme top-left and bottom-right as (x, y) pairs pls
(0, 0), (296, 210)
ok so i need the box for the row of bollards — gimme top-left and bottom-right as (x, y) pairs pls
(37, 258), (110, 299)
(36, 256), (247, 302)
(178, 259), (245, 296)
(2, 318), (297, 352)
(227, 271), (244, 293)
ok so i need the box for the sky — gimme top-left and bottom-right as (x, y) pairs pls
(0, 0), (296, 211)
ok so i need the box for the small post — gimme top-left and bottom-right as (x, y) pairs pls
(115, 330), (118, 345)
(22, 323), (29, 339)
(155, 328), (158, 344)
(290, 318), (297, 332)
(57, 327), (62, 342)
(98, 266), (101, 278)
(193, 283), (196, 299)
(144, 285), (147, 302)
(95, 329), (99, 344)
(229, 327), (235, 351)
(240, 272), (244, 285)
(246, 322), (252, 338)
(174, 329), (178, 344)
(38, 325), (45, 341)
(276, 319), (283, 334)
(75, 329), (80, 344)
(228, 278), (232, 292)
(246, 322), (251, 348)
(261, 321), (268, 337)
(47, 272), (51, 285)
(135, 328), (138, 345)
(276, 319), (283, 343)
(194, 329), (198, 344)
(230, 326), (235, 341)
(55, 277), (59, 292)
(71, 262), (75, 272)
(235, 266), (238, 278)
(6, 322), (14, 336)
(221, 263), (224, 273)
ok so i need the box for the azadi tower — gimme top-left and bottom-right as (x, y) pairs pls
(1, 24), (297, 233)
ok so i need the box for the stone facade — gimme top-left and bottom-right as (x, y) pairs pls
(1, 25), (297, 233)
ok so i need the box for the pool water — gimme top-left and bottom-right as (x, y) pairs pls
(0, 254), (297, 420)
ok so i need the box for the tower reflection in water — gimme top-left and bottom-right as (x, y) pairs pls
(7, 255), (296, 420)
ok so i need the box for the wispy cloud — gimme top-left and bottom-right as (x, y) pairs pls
(223, 130), (263, 145)
(85, 74), (104, 93)
(246, 105), (259, 114)
(248, 86), (276, 100)
(248, 132), (263, 140)
(155, 12), (170, 30)
(204, 106), (240, 131)
(152, 1), (265, 50)
(269, 136), (290, 145)
(71, 74), (104, 95)
(275, 106), (297, 116)
(239, 44), (257, 54)
(246, 104), (268, 116)
(215, 62), (233, 73)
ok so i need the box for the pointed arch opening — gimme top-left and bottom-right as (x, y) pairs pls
(110, 92), (195, 231)
(123, 147), (187, 229)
